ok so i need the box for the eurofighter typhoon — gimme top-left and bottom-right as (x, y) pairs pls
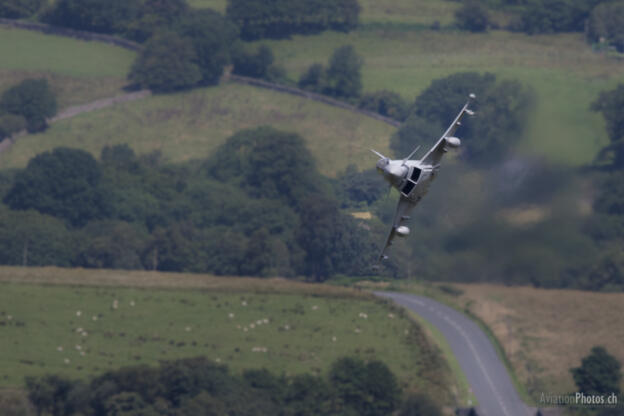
(372, 94), (476, 267)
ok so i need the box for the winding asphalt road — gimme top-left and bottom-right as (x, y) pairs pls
(375, 291), (535, 416)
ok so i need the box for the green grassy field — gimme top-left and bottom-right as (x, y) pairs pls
(262, 29), (623, 165)
(0, 27), (135, 78)
(0, 82), (395, 176)
(0, 268), (454, 403)
(0, 26), (135, 107)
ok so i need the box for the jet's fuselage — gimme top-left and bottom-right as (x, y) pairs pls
(376, 158), (437, 203)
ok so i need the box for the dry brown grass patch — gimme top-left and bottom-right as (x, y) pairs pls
(452, 283), (624, 397)
(0, 266), (369, 300)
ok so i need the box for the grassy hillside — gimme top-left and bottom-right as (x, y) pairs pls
(263, 30), (622, 165)
(0, 82), (395, 176)
(0, 267), (455, 403)
(0, 26), (135, 107)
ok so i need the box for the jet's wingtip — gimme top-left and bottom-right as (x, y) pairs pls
(469, 93), (476, 99)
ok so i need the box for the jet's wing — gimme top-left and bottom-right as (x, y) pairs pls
(375, 195), (418, 266)
(420, 94), (475, 166)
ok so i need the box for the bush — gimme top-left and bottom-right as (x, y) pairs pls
(0, 0), (44, 18)
(0, 113), (26, 139)
(455, 0), (490, 32)
(0, 78), (57, 133)
(128, 31), (202, 93)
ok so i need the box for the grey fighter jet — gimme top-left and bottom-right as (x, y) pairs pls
(372, 94), (476, 267)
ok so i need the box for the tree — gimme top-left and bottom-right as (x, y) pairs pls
(75, 220), (148, 269)
(324, 45), (363, 99)
(571, 346), (622, 396)
(284, 374), (333, 416)
(124, 0), (190, 42)
(587, 1), (624, 52)
(232, 45), (284, 81)
(4, 147), (107, 227)
(41, 0), (141, 34)
(0, 78), (57, 133)
(174, 9), (239, 85)
(207, 126), (323, 207)
(592, 84), (624, 168)
(406, 72), (533, 164)
(226, 0), (360, 40)
(516, 0), (595, 34)
(0, 0), (43, 18)
(336, 164), (386, 207)
(455, 0), (490, 32)
(329, 357), (400, 416)
(298, 63), (327, 93)
(0, 207), (74, 267)
(25, 375), (76, 416)
(358, 90), (409, 121)
(128, 31), (202, 93)
(390, 115), (442, 159)
(399, 393), (442, 416)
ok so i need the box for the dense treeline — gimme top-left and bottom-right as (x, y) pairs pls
(21, 356), (441, 416)
(452, 0), (624, 52)
(226, 0), (360, 40)
(0, 127), (377, 280)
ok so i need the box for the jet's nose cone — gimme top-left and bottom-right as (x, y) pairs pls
(386, 163), (407, 178)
